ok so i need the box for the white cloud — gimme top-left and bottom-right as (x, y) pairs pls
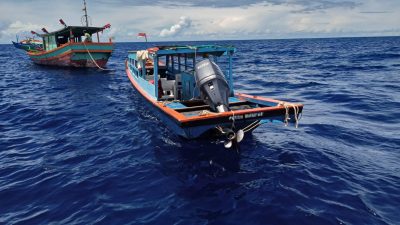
(0, 21), (43, 41)
(160, 16), (192, 37)
(7, 21), (42, 33)
(0, 22), (7, 38)
(0, 0), (399, 43)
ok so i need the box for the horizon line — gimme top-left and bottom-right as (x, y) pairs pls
(1, 34), (399, 45)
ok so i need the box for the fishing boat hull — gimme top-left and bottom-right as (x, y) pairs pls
(27, 42), (113, 68)
(126, 61), (303, 139)
(12, 41), (42, 52)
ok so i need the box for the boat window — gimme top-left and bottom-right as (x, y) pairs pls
(43, 37), (48, 50)
(57, 35), (68, 46)
(46, 35), (57, 50)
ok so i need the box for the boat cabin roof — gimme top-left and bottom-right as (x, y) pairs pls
(40, 26), (105, 37)
(149, 45), (236, 57)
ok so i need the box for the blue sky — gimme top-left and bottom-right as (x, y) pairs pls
(0, 0), (399, 43)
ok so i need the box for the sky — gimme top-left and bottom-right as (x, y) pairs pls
(0, 0), (399, 43)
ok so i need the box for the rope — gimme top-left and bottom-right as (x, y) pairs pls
(215, 103), (302, 136)
(231, 109), (236, 129)
(82, 41), (113, 71)
(278, 102), (301, 128)
(243, 120), (261, 133)
(198, 110), (218, 116)
(160, 99), (180, 106)
(216, 126), (225, 134)
(215, 118), (260, 136)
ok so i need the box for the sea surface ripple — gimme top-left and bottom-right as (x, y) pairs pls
(1, 37), (399, 225)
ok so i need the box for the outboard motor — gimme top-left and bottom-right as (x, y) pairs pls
(195, 59), (230, 113)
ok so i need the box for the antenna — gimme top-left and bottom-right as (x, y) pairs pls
(82, 0), (89, 27)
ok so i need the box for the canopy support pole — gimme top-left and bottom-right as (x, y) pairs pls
(154, 56), (159, 99)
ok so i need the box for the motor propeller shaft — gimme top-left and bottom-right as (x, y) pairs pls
(221, 128), (244, 149)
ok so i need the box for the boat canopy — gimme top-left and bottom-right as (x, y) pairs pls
(40, 26), (106, 37)
(150, 45), (236, 57)
(127, 45), (236, 100)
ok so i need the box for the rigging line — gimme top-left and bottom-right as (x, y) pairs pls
(231, 109), (236, 129)
(278, 101), (301, 128)
(243, 122), (261, 133)
(82, 41), (113, 71)
(242, 120), (261, 133)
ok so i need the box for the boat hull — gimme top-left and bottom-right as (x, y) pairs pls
(12, 41), (42, 52)
(27, 42), (113, 68)
(125, 61), (303, 139)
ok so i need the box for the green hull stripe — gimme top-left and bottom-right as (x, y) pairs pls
(30, 44), (113, 60)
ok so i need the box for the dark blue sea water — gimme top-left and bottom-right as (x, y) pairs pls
(1, 37), (400, 225)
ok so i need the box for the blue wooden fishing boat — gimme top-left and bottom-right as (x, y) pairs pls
(126, 45), (303, 147)
(12, 38), (43, 52)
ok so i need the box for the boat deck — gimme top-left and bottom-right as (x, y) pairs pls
(165, 97), (273, 118)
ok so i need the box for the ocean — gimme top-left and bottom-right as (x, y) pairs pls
(0, 37), (399, 225)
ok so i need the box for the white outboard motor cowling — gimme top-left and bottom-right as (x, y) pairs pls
(195, 59), (230, 113)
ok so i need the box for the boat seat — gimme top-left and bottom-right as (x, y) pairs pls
(160, 78), (175, 98)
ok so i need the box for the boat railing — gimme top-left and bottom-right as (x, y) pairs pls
(128, 58), (140, 75)
(128, 46), (235, 100)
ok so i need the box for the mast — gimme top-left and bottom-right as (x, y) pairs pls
(83, 0), (89, 27)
